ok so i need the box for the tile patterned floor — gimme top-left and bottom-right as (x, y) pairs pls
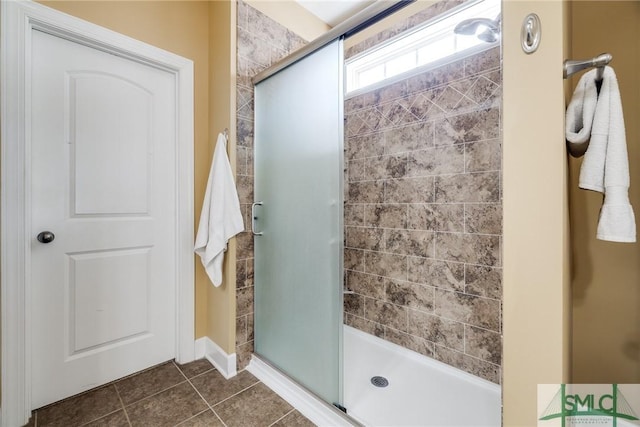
(24, 359), (316, 427)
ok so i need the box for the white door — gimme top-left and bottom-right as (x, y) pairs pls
(30, 29), (177, 408)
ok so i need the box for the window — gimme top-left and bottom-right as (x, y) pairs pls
(345, 0), (500, 95)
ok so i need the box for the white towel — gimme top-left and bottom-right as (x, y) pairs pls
(194, 133), (245, 286)
(566, 66), (636, 242)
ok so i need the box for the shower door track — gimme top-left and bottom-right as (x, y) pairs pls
(248, 353), (364, 427)
(252, 0), (414, 85)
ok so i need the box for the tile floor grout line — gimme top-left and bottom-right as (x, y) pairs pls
(267, 408), (296, 427)
(33, 382), (115, 413)
(210, 381), (261, 409)
(76, 408), (126, 427)
(172, 408), (210, 427)
(120, 379), (190, 409)
(71, 385), (126, 427)
(172, 361), (215, 382)
(113, 382), (133, 427)
(185, 367), (215, 381)
(187, 383), (229, 427)
(114, 360), (173, 384)
(174, 361), (229, 427)
(172, 360), (190, 382)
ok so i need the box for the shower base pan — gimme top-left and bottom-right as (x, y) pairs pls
(344, 325), (501, 426)
(248, 326), (501, 426)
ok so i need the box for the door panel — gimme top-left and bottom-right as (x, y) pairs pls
(69, 247), (150, 353)
(254, 39), (344, 405)
(71, 72), (151, 215)
(31, 29), (176, 408)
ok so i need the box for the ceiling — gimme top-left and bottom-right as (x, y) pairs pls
(295, 0), (376, 27)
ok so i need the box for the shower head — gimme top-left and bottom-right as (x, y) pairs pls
(453, 15), (501, 42)
(477, 28), (499, 43)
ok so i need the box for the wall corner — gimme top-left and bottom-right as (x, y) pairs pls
(502, 0), (571, 425)
(205, 0), (237, 356)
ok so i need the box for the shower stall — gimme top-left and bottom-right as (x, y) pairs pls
(249, 0), (502, 424)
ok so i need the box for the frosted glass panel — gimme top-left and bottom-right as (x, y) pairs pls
(254, 39), (343, 405)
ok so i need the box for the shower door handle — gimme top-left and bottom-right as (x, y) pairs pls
(252, 201), (263, 236)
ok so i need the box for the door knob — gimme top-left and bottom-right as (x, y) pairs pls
(37, 231), (55, 243)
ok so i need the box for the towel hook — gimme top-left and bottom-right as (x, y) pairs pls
(563, 53), (612, 79)
(521, 13), (541, 54)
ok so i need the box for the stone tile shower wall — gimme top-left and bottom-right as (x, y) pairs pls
(235, 0), (307, 370)
(343, 8), (503, 383)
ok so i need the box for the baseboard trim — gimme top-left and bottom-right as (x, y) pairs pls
(247, 355), (355, 427)
(194, 337), (237, 379)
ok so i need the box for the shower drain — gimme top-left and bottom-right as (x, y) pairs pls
(370, 376), (389, 388)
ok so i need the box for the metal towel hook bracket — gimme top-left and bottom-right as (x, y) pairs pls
(521, 13), (541, 54)
(563, 53), (612, 79)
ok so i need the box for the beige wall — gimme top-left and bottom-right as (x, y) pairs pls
(502, 1), (571, 425)
(38, 0), (214, 341)
(207, 0), (237, 354)
(570, 1), (640, 383)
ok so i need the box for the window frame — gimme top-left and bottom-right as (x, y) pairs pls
(345, 0), (500, 98)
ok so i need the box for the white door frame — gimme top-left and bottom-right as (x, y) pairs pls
(0, 2), (195, 426)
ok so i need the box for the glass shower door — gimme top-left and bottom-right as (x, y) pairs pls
(253, 39), (343, 405)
